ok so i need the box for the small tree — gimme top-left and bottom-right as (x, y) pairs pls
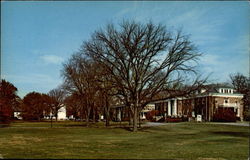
(62, 54), (100, 126)
(230, 72), (250, 120)
(64, 93), (82, 121)
(21, 92), (50, 121)
(0, 79), (18, 123)
(48, 87), (65, 121)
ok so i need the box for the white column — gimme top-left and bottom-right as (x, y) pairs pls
(168, 100), (171, 116)
(117, 108), (121, 121)
(173, 99), (177, 116)
(237, 107), (240, 117)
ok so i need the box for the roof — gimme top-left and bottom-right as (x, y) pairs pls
(197, 83), (243, 96)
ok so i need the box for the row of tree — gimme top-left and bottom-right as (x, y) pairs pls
(1, 20), (249, 131)
(0, 81), (64, 123)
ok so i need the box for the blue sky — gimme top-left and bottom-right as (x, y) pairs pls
(1, 1), (249, 98)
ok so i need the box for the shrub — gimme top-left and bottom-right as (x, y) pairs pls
(0, 106), (12, 124)
(181, 116), (189, 122)
(166, 117), (183, 122)
(213, 108), (236, 122)
(146, 110), (159, 121)
(243, 110), (250, 121)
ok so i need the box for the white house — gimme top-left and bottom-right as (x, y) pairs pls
(57, 105), (67, 120)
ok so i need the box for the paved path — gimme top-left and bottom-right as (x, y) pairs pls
(142, 122), (180, 127)
(143, 122), (249, 127)
(209, 122), (249, 127)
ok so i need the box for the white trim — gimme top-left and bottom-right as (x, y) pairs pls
(208, 93), (243, 98)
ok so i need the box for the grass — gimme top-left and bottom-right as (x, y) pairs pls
(0, 121), (248, 159)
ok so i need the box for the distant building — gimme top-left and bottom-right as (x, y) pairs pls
(110, 84), (244, 122)
(44, 105), (67, 120)
(13, 111), (22, 120)
(57, 105), (67, 120)
(153, 84), (244, 121)
(13, 104), (22, 120)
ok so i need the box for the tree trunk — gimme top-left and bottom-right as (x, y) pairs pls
(93, 108), (96, 123)
(139, 111), (141, 128)
(105, 114), (110, 127)
(86, 116), (89, 126)
(50, 116), (53, 128)
(105, 108), (110, 127)
(56, 112), (58, 122)
(56, 106), (59, 122)
(86, 107), (91, 127)
(129, 110), (133, 126)
(133, 106), (138, 132)
(105, 98), (110, 127)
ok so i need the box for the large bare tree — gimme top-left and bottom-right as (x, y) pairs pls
(62, 54), (100, 126)
(83, 20), (205, 131)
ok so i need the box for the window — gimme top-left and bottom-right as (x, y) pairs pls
(219, 89), (223, 93)
(224, 98), (229, 103)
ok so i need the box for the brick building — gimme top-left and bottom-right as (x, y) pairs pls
(152, 85), (244, 121)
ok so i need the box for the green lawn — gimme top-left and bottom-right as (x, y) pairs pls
(0, 121), (248, 159)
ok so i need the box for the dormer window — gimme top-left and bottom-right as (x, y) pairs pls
(219, 89), (223, 93)
(218, 88), (235, 94)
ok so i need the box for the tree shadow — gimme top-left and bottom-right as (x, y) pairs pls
(116, 126), (152, 132)
(0, 124), (10, 128)
(210, 131), (249, 138)
(63, 124), (87, 127)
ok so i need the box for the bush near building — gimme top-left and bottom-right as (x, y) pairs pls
(213, 108), (236, 122)
(146, 110), (160, 121)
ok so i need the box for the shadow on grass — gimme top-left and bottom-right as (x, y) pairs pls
(211, 131), (249, 138)
(118, 126), (152, 132)
(63, 124), (87, 127)
(0, 124), (10, 128)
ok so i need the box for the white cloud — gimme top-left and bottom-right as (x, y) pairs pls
(200, 54), (220, 66)
(114, 1), (139, 19)
(40, 55), (64, 64)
